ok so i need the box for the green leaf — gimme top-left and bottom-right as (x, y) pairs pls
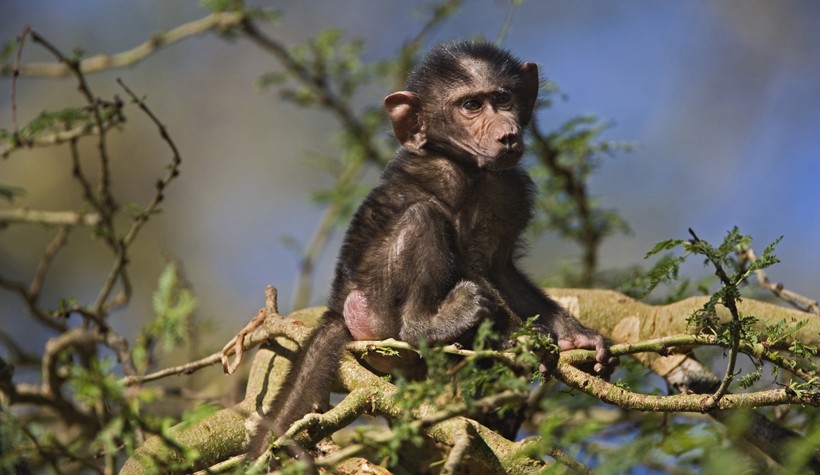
(146, 261), (198, 351)
(644, 239), (685, 259)
(643, 253), (687, 296)
(748, 235), (783, 272)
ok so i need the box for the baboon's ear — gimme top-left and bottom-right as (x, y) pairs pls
(385, 91), (426, 153)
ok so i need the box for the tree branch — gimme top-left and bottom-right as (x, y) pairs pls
(743, 247), (820, 315)
(120, 288), (820, 473)
(0, 209), (101, 227)
(1, 13), (245, 78)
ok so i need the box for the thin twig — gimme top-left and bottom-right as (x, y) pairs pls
(123, 307), (273, 386)
(555, 361), (820, 411)
(27, 31), (123, 317)
(548, 448), (595, 475)
(688, 228), (740, 409)
(346, 338), (522, 369)
(91, 78), (184, 315)
(220, 286), (282, 373)
(29, 226), (71, 299)
(221, 309), (267, 375)
(1, 328), (105, 427)
(0, 209), (101, 227)
(744, 248), (820, 315)
(30, 31), (118, 213)
(440, 421), (473, 475)
(265, 284), (279, 316)
(11, 26), (31, 144)
(1, 116), (126, 159)
(121, 352), (224, 387)
(4, 13), (245, 78)
(69, 137), (104, 220)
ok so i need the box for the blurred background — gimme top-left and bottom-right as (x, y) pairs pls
(2, 0), (819, 355)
